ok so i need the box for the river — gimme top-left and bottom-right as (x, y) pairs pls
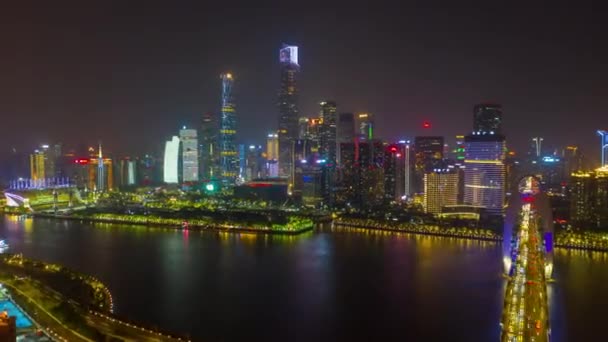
(0, 215), (605, 341)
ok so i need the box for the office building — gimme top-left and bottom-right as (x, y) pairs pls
(180, 127), (199, 182)
(570, 166), (608, 229)
(219, 73), (238, 183)
(319, 101), (337, 165)
(413, 136), (444, 193)
(277, 44), (300, 181)
(356, 113), (374, 141)
(463, 134), (506, 215)
(423, 169), (460, 214)
(200, 112), (217, 180)
(30, 148), (46, 181)
(298, 117), (310, 139)
(164, 136), (180, 184)
(473, 103), (503, 134)
(337, 113), (355, 144)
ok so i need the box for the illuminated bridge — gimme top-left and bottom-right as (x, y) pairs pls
(500, 176), (552, 341)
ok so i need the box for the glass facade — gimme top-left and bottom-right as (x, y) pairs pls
(220, 73), (238, 182)
(463, 135), (506, 215)
(180, 128), (199, 182)
(164, 136), (180, 184)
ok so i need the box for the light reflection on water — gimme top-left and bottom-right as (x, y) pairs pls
(0, 216), (606, 341)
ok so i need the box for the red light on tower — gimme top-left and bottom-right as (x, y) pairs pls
(422, 121), (431, 129)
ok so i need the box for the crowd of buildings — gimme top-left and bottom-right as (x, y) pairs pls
(2, 44), (608, 231)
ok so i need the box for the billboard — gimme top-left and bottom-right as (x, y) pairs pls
(279, 45), (298, 65)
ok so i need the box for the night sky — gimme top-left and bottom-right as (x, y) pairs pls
(1, 3), (606, 161)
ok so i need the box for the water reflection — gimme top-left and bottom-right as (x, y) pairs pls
(0, 217), (604, 341)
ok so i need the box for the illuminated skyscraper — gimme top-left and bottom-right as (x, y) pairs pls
(570, 167), (608, 230)
(356, 113), (374, 141)
(413, 136), (444, 193)
(30, 148), (46, 181)
(464, 134), (506, 215)
(424, 168), (460, 214)
(277, 44), (299, 182)
(97, 143), (105, 191)
(598, 130), (608, 167)
(200, 112), (217, 180)
(164, 136), (180, 184)
(220, 73), (238, 183)
(319, 101), (337, 165)
(266, 133), (279, 161)
(180, 127), (199, 182)
(473, 103), (502, 134)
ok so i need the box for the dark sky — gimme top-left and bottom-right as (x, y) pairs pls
(1, 2), (606, 162)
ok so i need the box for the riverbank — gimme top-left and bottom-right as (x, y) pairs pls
(333, 219), (501, 241)
(0, 254), (191, 341)
(32, 212), (314, 235)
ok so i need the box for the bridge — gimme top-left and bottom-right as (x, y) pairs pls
(501, 176), (551, 341)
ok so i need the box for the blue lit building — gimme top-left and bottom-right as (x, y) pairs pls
(463, 133), (506, 216)
(219, 73), (238, 183)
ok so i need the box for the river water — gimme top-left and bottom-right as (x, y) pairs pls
(0, 216), (604, 341)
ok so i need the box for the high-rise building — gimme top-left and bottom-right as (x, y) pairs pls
(266, 133), (279, 161)
(413, 136), (444, 193)
(423, 168), (460, 214)
(219, 73), (238, 183)
(298, 117), (309, 140)
(277, 44), (300, 182)
(463, 134), (506, 215)
(200, 112), (217, 180)
(356, 113), (374, 141)
(319, 101), (337, 164)
(598, 130), (608, 167)
(337, 113), (355, 144)
(164, 136), (180, 184)
(570, 166), (608, 230)
(30, 148), (46, 181)
(384, 143), (406, 201)
(473, 103), (503, 134)
(180, 127), (199, 182)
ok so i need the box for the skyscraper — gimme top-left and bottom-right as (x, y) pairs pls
(337, 113), (355, 144)
(570, 166), (608, 230)
(219, 73), (238, 183)
(97, 143), (105, 191)
(277, 44), (300, 182)
(413, 136), (444, 193)
(30, 148), (46, 181)
(473, 103), (503, 134)
(464, 134), (506, 215)
(423, 168), (460, 214)
(180, 127), (199, 182)
(200, 112), (217, 181)
(356, 113), (374, 141)
(319, 101), (337, 165)
(164, 136), (180, 184)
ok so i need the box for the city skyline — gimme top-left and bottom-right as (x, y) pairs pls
(0, 4), (605, 158)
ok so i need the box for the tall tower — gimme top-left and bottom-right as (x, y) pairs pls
(219, 73), (238, 183)
(277, 44), (300, 183)
(180, 127), (199, 182)
(200, 112), (217, 180)
(319, 101), (337, 165)
(97, 143), (105, 191)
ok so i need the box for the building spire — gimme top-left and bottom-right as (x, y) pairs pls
(98, 142), (103, 159)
